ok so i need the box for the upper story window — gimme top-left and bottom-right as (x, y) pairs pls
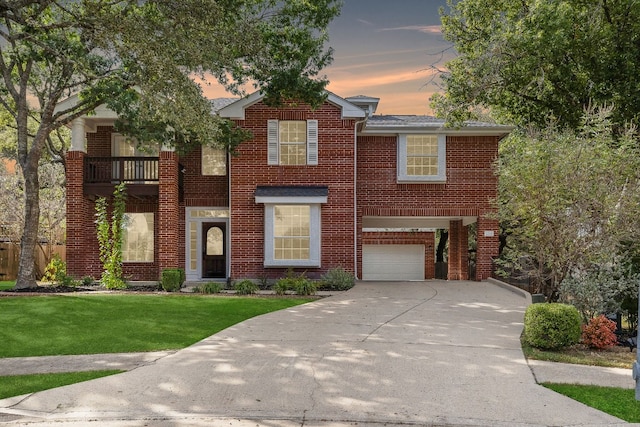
(201, 146), (226, 176)
(397, 134), (446, 183)
(111, 135), (158, 182)
(112, 135), (158, 157)
(267, 119), (318, 166)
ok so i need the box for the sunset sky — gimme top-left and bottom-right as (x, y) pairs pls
(203, 0), (453, 116)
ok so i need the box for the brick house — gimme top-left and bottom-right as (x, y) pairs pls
(62, 91), (511, 283)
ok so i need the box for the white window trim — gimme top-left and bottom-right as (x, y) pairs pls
(267, 119), (319, 166)
(397, 134), (446, 183)
(262, 202), (322, 268)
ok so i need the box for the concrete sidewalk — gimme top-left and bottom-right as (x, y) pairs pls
(0, 350), (633, 389)
(0, 281), (636, 426)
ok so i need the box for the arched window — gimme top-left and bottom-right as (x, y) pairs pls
(206, 227), (224, 256)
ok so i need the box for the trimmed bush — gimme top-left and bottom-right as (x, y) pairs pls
(524, 303), (581, 350)
(581, 315), (618, 349)
(234, 279), (258, 295)
(161, 268), (185, 292)
(321, 267), (355, 291)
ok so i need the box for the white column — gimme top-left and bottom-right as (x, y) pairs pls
(70, 118), (86, 152)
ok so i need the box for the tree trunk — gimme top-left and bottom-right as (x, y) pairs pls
(14, 143), (42, 290)
(436, 230), (448, 263)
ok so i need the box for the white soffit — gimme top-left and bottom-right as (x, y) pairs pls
(362, 216), (477, 229)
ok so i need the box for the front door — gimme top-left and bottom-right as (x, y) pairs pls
(202, 222), (226, 278)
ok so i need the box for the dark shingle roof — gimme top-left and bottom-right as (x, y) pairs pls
(210, 98), (240, 113)
(367, 115), (510, 128)
(255, 186), (329, 198)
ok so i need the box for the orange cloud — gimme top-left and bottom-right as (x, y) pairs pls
(378, 25), (442, 34)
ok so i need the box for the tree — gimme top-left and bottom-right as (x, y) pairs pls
(496, 107), (640, 298)
(434, 0), (640, 130)
(0, 0), (341, 289)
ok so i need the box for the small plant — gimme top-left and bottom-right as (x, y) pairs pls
(81, 276), (95, 286)
(321, 267), (355, 291)
(523, 303), (582, 350)
(273, 280), (290, 295)
(41, 255), (67, 283)
(59, 275), (79, 287)
(273, 269), (315, 295)
(161, 268), (185, 292)
(194, 282), (222, 294)
(294, 279), (316, 296)
(234, 279), (258, 295)
(581, 315), (618, 349)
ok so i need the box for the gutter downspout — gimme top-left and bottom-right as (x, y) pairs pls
(353, 111), (369, 280)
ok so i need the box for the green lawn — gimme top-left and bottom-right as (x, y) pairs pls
(543, 383), (640, 422)
(0, 294), (311, 400)
(0, 281), (15, 291)
(0, 294), (312, 357)
(0, 371), (123, 399)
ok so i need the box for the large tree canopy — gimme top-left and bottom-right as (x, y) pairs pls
(434, 0), (640, 130)
(0, 0), (341, 289)
(496, 108), (640, 297)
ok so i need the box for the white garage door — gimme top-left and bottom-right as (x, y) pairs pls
(362, 244), (425, 281)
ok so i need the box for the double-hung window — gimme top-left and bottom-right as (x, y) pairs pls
(201, 146), (227, 176)
(267, 120), (318, 165)
(122, 213), (154, 262)
(397, 134), (446, 182)
(255, 186), (327, 268)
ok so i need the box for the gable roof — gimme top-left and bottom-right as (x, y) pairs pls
(217, 91), (366, 120)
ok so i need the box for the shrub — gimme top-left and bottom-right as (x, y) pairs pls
(294, 279), (316, 296)
(524, 303), (582, 350)
(581, 315), (618, 349)
(273, 269), (316, 295)
(273, 280), (290, 295)
(321, 267), (355, 291)
(234, 279), (258, 295)
(194, 282), (222, 294)
(41, 255), (67, 283)
(81, 276), (95, 286)
(161, 268), (185, 292)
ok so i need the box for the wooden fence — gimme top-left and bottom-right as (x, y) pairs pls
(0, 243), (66, 281)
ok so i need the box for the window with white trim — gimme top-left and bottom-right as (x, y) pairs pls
(122, 213), (154, 262)
(201, 146), (226, 176)
(263, 204), (321, 267)
(267, 120), (318, 165)
(397, 134), (446, 182)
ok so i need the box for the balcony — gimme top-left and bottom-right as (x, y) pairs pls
(84, 157), (182, 197)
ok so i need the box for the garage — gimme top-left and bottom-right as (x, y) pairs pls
(362, 244), (425, 281)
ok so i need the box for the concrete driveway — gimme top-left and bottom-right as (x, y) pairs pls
(0, 281), (629, 426)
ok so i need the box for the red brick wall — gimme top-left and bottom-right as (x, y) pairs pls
(229, 101), (357, 280)
(68, 127), (161, 281)
(357, 134), (499, 280)
(362, 231), (436, 279)
(158, 151), (180, 274)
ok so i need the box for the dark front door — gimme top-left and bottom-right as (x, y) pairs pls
(202, 222), (226, 278)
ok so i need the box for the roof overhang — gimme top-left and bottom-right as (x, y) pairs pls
(53, 94), (118, 132)
(360, 124), (514, 139)
(363, 216), (477, 229)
